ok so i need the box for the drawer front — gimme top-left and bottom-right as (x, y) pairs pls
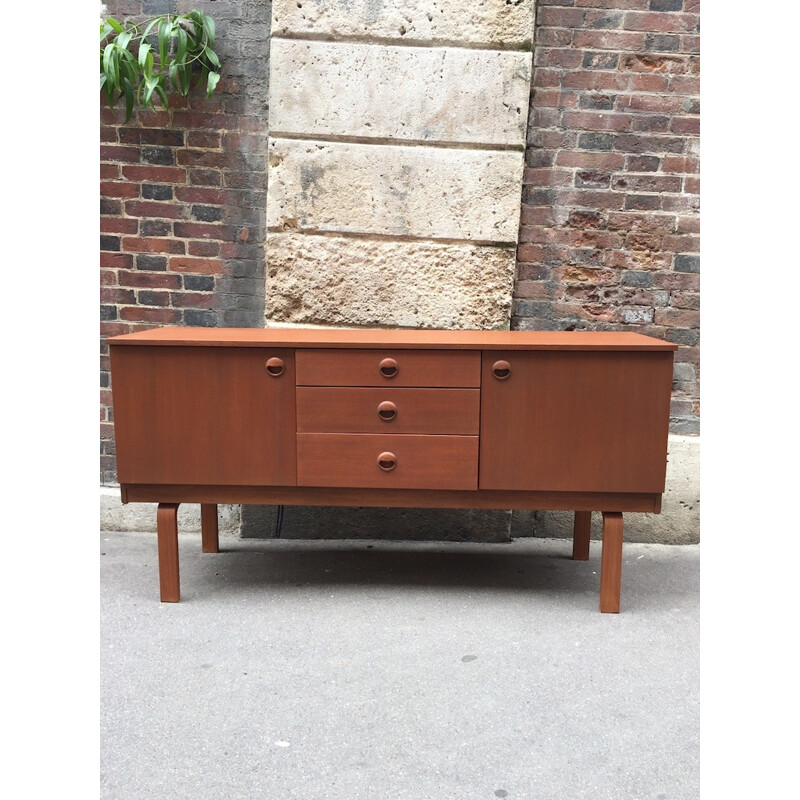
(295, 349), (480, 387)
(297, 434), (478, 489)
(296, 387), (480, 434)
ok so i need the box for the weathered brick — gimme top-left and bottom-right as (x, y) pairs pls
(674, 254), (700, 273)
(168, 256), (226, 275)
(141, 184), (173, 201)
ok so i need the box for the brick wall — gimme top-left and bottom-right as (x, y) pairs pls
(514, 0), (700, 433)
(100, 0), (271, 482)
(100, 0), (700, 482)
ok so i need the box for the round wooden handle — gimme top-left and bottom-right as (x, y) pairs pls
(377, 452), (397, 471)
(379, 357), (398, 378)
(492, 360), (511, 380)
(377, 401), (397, 421)
(265, 357), (285, 377)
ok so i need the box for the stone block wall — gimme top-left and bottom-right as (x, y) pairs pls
(264, 1), (536, 329)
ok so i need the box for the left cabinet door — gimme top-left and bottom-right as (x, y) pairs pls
(110, 346), (296, 486)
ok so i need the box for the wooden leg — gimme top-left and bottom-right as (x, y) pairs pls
(600, 511), (623, 613)
(201, 503), (219, 554)
(157, 503), (180, 602)
(572, 510), (591, 561)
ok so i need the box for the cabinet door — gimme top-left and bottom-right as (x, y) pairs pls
(110, 346), (296, 486)
(479, 350), (673, 493)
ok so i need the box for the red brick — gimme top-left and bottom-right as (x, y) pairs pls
(562, 71), (630, 91)
(119, 271), (182, 289)
(100, 145), (140, 163)
(100, 126), (118, 143)
(175, 186), (227, 204)
(556, 151), (626, 169)
(676, 216), (700, 234)
(662, 155), (700, 173)
(564, 189), (625, 210)
(189, 169), (223, 186)
(100, 217), (138, 235)
(119, 307), (181, 323)
(168, 257), (225, 275)
(612, 174), (682, 192)
(121, 237), (186, 254)
(576, 0), (648, 8)
(186, 130), (222, 149)
(663, 235), (699, 253)
(654, 308), (700, 327)
(620, 53), (689, 73)
(572, 30), (646, 50)
(100, 252), (134, 269)
(176, 149), (231, 168)
(100, 270), (118, 286)
(562, 111), (632, 131)
(623, 12), (699, 34)
(523, 168), (574, 187)
(532, 89), (580, 109)
(608, 212), (676, 232)
(122, 165), (187, 183)
(628, 74), (671, 92)
(169, 292), (216, 309)
(535, 48), (584, 69)
(533, 69), (562, 89)
(670, 116), (700, 135)
(173, 222), (233, 240)
(100, 163), (120, 179)
(670, 292), (700, 310)
(668, 75), (700, 94)
(124, 200), (187, 219)
(187, 240), (221, 257)
(539, 7), (587, 27)
(101, 181), (139, 198)
(514, 281), (558, 301)
(101, 288), (136, 304)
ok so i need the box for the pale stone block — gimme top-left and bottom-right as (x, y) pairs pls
(265, 232), (516, 329)
(272, 0), (536, 48)
(267, 138), (525, 242)
(269, 40), (531, 147)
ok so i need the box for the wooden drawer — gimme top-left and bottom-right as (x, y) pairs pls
(295, 349), (480, 387)
(296, 387), (480, 434)
(297, 433), (478, 489)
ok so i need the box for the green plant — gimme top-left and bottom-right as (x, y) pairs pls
(100, 10), (221, 123)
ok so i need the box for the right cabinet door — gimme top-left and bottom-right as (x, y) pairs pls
(479, 350), (673, 493)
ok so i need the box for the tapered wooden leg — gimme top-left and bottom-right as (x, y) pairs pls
(572, 511), (591, 561)
(201, 504), (219, 554)
(157, 503), (180, 602)
(600, 511), (623, 613)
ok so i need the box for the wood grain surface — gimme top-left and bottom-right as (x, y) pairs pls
(297, 433), (479, 490)
(296, 387), (480, 434)
(107, 326), (677, 352)
(479, 350), (674, 493)
(110, 345), (297, 486)
(295, 349), (481, 387)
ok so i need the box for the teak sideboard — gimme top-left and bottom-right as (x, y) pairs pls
(107, 327), (677, 612)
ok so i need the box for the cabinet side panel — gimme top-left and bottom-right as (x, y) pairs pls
(479, 350), (673, 493)
(110, 346), (296, 486)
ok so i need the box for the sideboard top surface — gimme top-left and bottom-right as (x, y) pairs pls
(107, 327), (677, 351)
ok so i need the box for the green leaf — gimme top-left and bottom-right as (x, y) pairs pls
(100, 73), (107, 90)
(154, 84), (170, 110)
(176, 26), (187, 64)
(204, 48), (220, 68)
(141, 17), (161, 43)
(103, 43), (118, 90)
(203, 15), (215, 48)
(106, 17), (123, 34)
(138, 41), (152, 73)
(206, 70), (220, 98)
(158, 18), (170, 66)
(117, 30), (133, 51)
(122, 77), (134, 123)
(100, 22), (114, 41)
